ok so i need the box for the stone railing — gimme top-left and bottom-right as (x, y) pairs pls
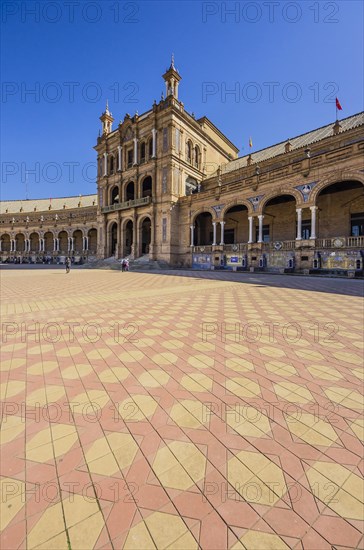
(101, 196), (151, 213)
(315, 236), (364, 248)
(262, 240), (296, 251)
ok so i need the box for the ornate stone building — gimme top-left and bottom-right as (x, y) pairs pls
(0, 195), (97, 263)
(1, 61), (363, 273)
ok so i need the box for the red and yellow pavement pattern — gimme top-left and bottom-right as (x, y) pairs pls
(0, 268), (363, 550)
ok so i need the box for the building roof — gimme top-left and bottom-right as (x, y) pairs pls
(0, 194), (97, 215)
(222, 112), (364, 174)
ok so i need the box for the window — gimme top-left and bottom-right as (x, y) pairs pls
(194, 146), (200, 168)
(351, 213), (364, 236)
(109, 156), (114, 175)
(148, 138), (153, 158)
(162, 218), (167, 241)
(127, 149), (133, 168)
(186, 141), (192, 163)
(301, 219), (311, 239)
(256, 225), (270, 242)
(140, 142), (146, 163)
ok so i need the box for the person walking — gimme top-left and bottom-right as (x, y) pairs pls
(65, 256), (71, 274)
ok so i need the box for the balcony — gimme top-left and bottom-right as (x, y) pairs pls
(101, 196), (151, 214)
(315, 236), (364, 248)
(191, 237), (364, 255)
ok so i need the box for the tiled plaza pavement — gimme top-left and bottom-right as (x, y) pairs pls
(0, 268), (363, 550)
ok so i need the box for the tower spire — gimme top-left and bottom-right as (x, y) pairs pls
(100, 101), (114, 135)
(162, 58), (182, 100)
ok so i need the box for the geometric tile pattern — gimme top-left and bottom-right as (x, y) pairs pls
(1, 268), (363, 549)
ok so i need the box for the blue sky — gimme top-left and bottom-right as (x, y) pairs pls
(1, 0), (363, 200)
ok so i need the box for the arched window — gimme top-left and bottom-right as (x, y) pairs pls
(140, 142), (146, 162)
(186, 141), (192, 163)
(109, 155), (114, 175)
(111, 186), (119, 204)
(194, 146), (200, 168)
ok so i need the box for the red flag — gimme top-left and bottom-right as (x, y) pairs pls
(335, 97), (343, 110)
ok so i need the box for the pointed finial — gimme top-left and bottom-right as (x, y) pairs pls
(105, 99), (109, 114)
(171, 53), (175, 69)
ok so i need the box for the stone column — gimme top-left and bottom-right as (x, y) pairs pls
(219, 221), (225, 245)
(103, 152), (108, 177)
(212, 222), (217, 246)
(190, 224), (194, 247)
(53, 238), (56, 252)
(310, 206), (317, 239)
(13, 239), (16, 252)
(152, 129), (157, 158)
(117, 146), (122, 171)
(296, 208), (302, 240)
(248, 216), (254, 243)
(258, 215), (264, 243)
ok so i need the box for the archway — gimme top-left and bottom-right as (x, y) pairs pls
(262, 195), (297, 242)
(141, 176), (152, 198)
(124, 220), (133, 256)
(29, 232), (39, 253)
(316, 181), (363, 238)
(88, 228), (97, 253)
(111, 186), (120, 205)
(15, 233), (25, 253)
(73, 230), (83, 253)
(1, 234), (11, 252)
(44, 232), (53, 253)
(224, 205), (249, 243)
(58, 231), (68, 254)
(125, 181), (135, 201)
(141, 218), (151, 254)
(110, 223), (118, 256)
(194, 212), (213, 246)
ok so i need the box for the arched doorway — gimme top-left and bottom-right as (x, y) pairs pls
(58, 231), (68, 254)
(141, 176), (152, 198)
(88, 228), (97, 254)
(262, 195), (297, 242)
(125, 181), (135, 201)
(124, 220), (133, 256)
(194, 212), (213, 245)
(73, 230), (83, 253)
(29, 232), (39, 253)
(316, 181), (363, 238)
(141, 218), (151, 254)
(224, 205), (249, 243)
(110, 223), (118, 256)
